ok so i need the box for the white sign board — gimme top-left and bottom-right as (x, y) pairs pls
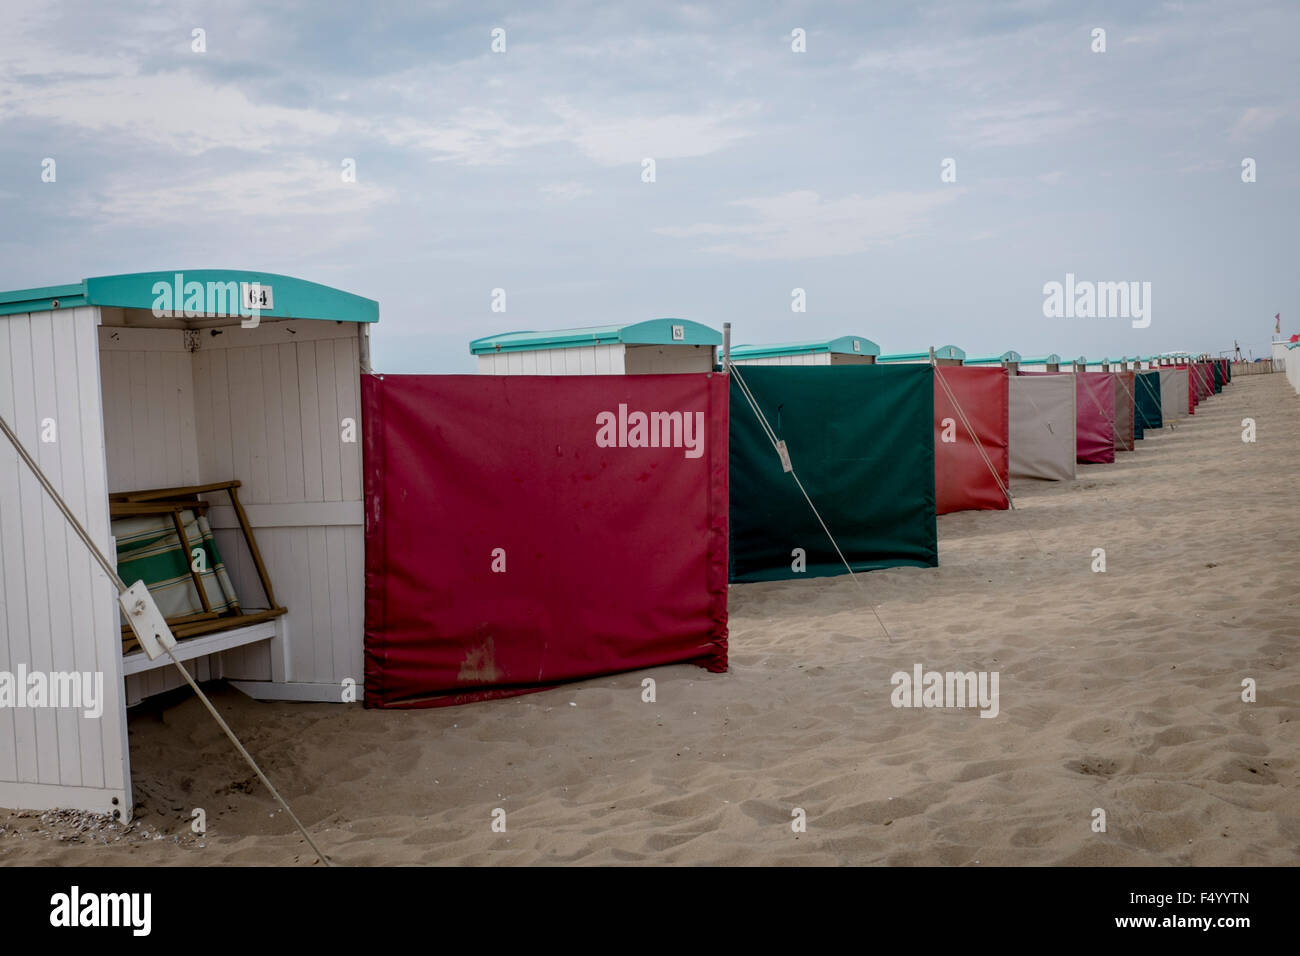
(241, 282), (274, 311)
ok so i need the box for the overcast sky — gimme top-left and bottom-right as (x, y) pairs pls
(2, 0), (1296, 371)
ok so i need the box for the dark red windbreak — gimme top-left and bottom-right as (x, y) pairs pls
(1177, 364), (1196, 413)
(1075, 372), (1116, 463)
(933, 365), (1009, 514)
(362, 373), (729, 708)
(1192, 363), (1210, 402)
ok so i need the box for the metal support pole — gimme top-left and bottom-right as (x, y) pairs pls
(358, 322), (372, 374)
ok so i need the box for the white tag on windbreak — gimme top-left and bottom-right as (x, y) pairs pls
(775, 440), (793, 473)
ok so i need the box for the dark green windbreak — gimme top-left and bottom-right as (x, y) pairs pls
(728, 365), (937, 582)
(1212, 362), (1223, 392)
(1135, 371), (1163, 430)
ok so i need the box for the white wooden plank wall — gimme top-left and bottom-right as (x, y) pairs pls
(192, 330), (364, 689)
(622, 345), (717, 374)
(98, 328), (218, 704)
(732, 353), (828, 367)
(0, 308), (130, 815)
(98, 329), (201, 495)
(477, 344), (624, 374)
(98, 323), (364, 701)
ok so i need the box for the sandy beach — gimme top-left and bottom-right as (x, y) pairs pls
(3, 371), (1297, 866)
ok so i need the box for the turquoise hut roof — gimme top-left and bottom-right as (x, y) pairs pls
(470, 319), (720, 354)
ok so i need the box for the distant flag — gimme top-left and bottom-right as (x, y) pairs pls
(1276, 312), (1282, 334)
(1291, 333), (1300, 344)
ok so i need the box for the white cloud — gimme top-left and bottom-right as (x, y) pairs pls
(0, 1), (343, 154)
(0, 70), (342, 154)
(0, 0), (753, 169)
(1, 44), (754, 171)
(953, 99), (1099, 149)
(852, 37), (984, 78)
(375, 109), (568, 165)
(374, 100), (756, 167)
(1175, 158), (1229, 174)
(1231, 106), (1283, 141)
(85, 158), (392, 226)
(0, 0), (136, 76)
(539, 181), (592, 202)
(656, 188), (961, 260)
(549, 101), (756, 165)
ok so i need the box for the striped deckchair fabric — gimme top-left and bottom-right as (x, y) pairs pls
(113, 510), (240, 621)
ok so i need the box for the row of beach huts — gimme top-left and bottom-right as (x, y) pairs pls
(0, 270), (1234, 819)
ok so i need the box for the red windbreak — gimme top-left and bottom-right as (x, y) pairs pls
(933, 366), (1010, 514)
(362, 373), (729, 708)
(1075, 372), (1116, 463)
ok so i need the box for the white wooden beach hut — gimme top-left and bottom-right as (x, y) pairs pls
(471, 319), (721, 374)
(964, 350), (1021, 374)
(1018, 353), (1062, 373)
(729, 335), (880, 366)
(878, 345), (966, 367)
(0, 269), (376, 820)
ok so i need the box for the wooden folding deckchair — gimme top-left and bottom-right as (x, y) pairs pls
(110, 480), (287, 653)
